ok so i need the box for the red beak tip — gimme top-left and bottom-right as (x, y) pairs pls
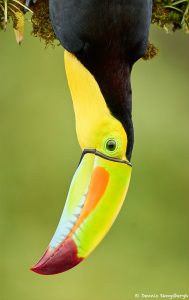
(29, 239), (83, 275)
(30, 265), (44, 275)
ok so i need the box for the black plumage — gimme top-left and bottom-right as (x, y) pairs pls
(49, 0), (152, 160)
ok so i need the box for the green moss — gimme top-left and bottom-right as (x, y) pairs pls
(152, 0), (189, 32)
(143, 43), (159, 60)
(30, 0), (56, 46)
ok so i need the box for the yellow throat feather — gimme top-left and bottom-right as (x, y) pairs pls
(64, 50), (128, 161)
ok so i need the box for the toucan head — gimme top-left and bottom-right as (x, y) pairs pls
(31, 0), (152, 275)
(31, 51), (132, 275)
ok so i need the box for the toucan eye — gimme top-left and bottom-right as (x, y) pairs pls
(106, 139), (117, 152)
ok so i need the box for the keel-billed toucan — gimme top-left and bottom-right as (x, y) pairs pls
(26, 0), (152, 275)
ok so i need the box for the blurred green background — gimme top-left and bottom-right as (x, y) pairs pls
(0, 23), (189, 300)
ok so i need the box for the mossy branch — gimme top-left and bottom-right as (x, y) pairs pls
(0, 0), (189, 57)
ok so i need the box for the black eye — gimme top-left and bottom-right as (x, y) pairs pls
(106, 139), (117, 151)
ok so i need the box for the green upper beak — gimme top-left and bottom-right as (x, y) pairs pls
(31, 149), (132, 275)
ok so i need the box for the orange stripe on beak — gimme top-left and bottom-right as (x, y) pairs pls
(69, 166), (109, 237)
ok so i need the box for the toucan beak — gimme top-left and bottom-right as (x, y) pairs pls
(31, 149), (132, 275)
